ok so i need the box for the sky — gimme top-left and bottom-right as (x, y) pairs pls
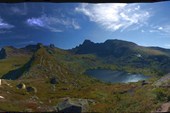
(0, 2), (170, 49)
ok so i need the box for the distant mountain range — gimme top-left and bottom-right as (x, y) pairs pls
(71, 39), (170, 57)
(1, 39), (170, 80)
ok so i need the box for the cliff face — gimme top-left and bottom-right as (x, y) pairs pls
(0, 48), (7, 59)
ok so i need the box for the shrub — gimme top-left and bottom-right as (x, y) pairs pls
(153, 88), (167, 102)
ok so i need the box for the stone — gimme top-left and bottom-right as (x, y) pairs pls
(54, 98), (89, 113)
(88, 99), (96, 105)
(61, 88), (70, 91)
(30, 96), (39, 101)
(26, 86), (37, 93)
(0, 96), (4, 99)
(16, 83), (26, 89)
(141, 80), (149, 86)
(50, 77), (58, 84)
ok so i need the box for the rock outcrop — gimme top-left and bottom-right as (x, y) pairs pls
(26, 86), (37, 93)
(54, 97), (91, 112)
(16, 83), (26, 89)
(0, 48), (7, 59)
(50, 77), (58, 84)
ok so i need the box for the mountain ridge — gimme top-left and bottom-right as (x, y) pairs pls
(71, 39), (170, 57)
(1, 39), (170, 80)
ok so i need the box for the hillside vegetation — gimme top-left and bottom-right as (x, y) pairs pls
(0, 40), (170, 112)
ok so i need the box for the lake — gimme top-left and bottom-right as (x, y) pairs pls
(84, 69), (150, 83)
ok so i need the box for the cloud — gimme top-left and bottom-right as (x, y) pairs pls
(10, 3), (28, 15)
(141, 30), (145, 33)
(15, 40), (36, 46)
(71, 20), (80, 29)
(27, 18), (45, 27)
(75, 3), (150, 32)
(26, 15), (80, 32)
(47, 27), (63, 32)
(10, 7), (27, 15)
(158, 27), (163, 30)
(0, 30), (12, 34)
(0, 17), (14, 33)
(158, 25), (170, 34)
(150, 25), (170, 36)
(149, 30), (159, 33)
(0, 18), (14, 29)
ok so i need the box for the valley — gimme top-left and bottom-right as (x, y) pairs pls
(0, 39), (170, 112)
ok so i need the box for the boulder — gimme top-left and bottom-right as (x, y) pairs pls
(141, 80), (149, 86)
(16, 83), (26, 89)
(0, 96), (4, 99)
(50, 77), (58, 84)
(54, 98), (89, 113)
(26, 86), (37, 93)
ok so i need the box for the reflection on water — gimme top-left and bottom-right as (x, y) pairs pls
(85, 69), (150, 83)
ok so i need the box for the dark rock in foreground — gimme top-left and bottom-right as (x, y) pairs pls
(53, 97), (91, 113)
(16, 83), (26, 89)
(26, 86), (37, 93)
(50, 77), (58, 84)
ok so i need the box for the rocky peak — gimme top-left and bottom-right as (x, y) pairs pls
(82, 39), (94, 46)
(104, 39), (137, 47)
(23, 45), (38, 52)
(49, 44), (55, 48)
(37, 43), (43, 49)
(22, 43), (44, 52)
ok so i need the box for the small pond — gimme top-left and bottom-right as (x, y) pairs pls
(84, 69), (151, 83)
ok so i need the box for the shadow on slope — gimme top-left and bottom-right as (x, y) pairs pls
(1, 56), (34, 80)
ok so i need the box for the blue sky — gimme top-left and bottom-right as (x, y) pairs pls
(0, 2), (170, 49)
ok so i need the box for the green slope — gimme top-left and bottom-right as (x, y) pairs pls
(0, 42), (170, 112)
(0, 46), (32, 78)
